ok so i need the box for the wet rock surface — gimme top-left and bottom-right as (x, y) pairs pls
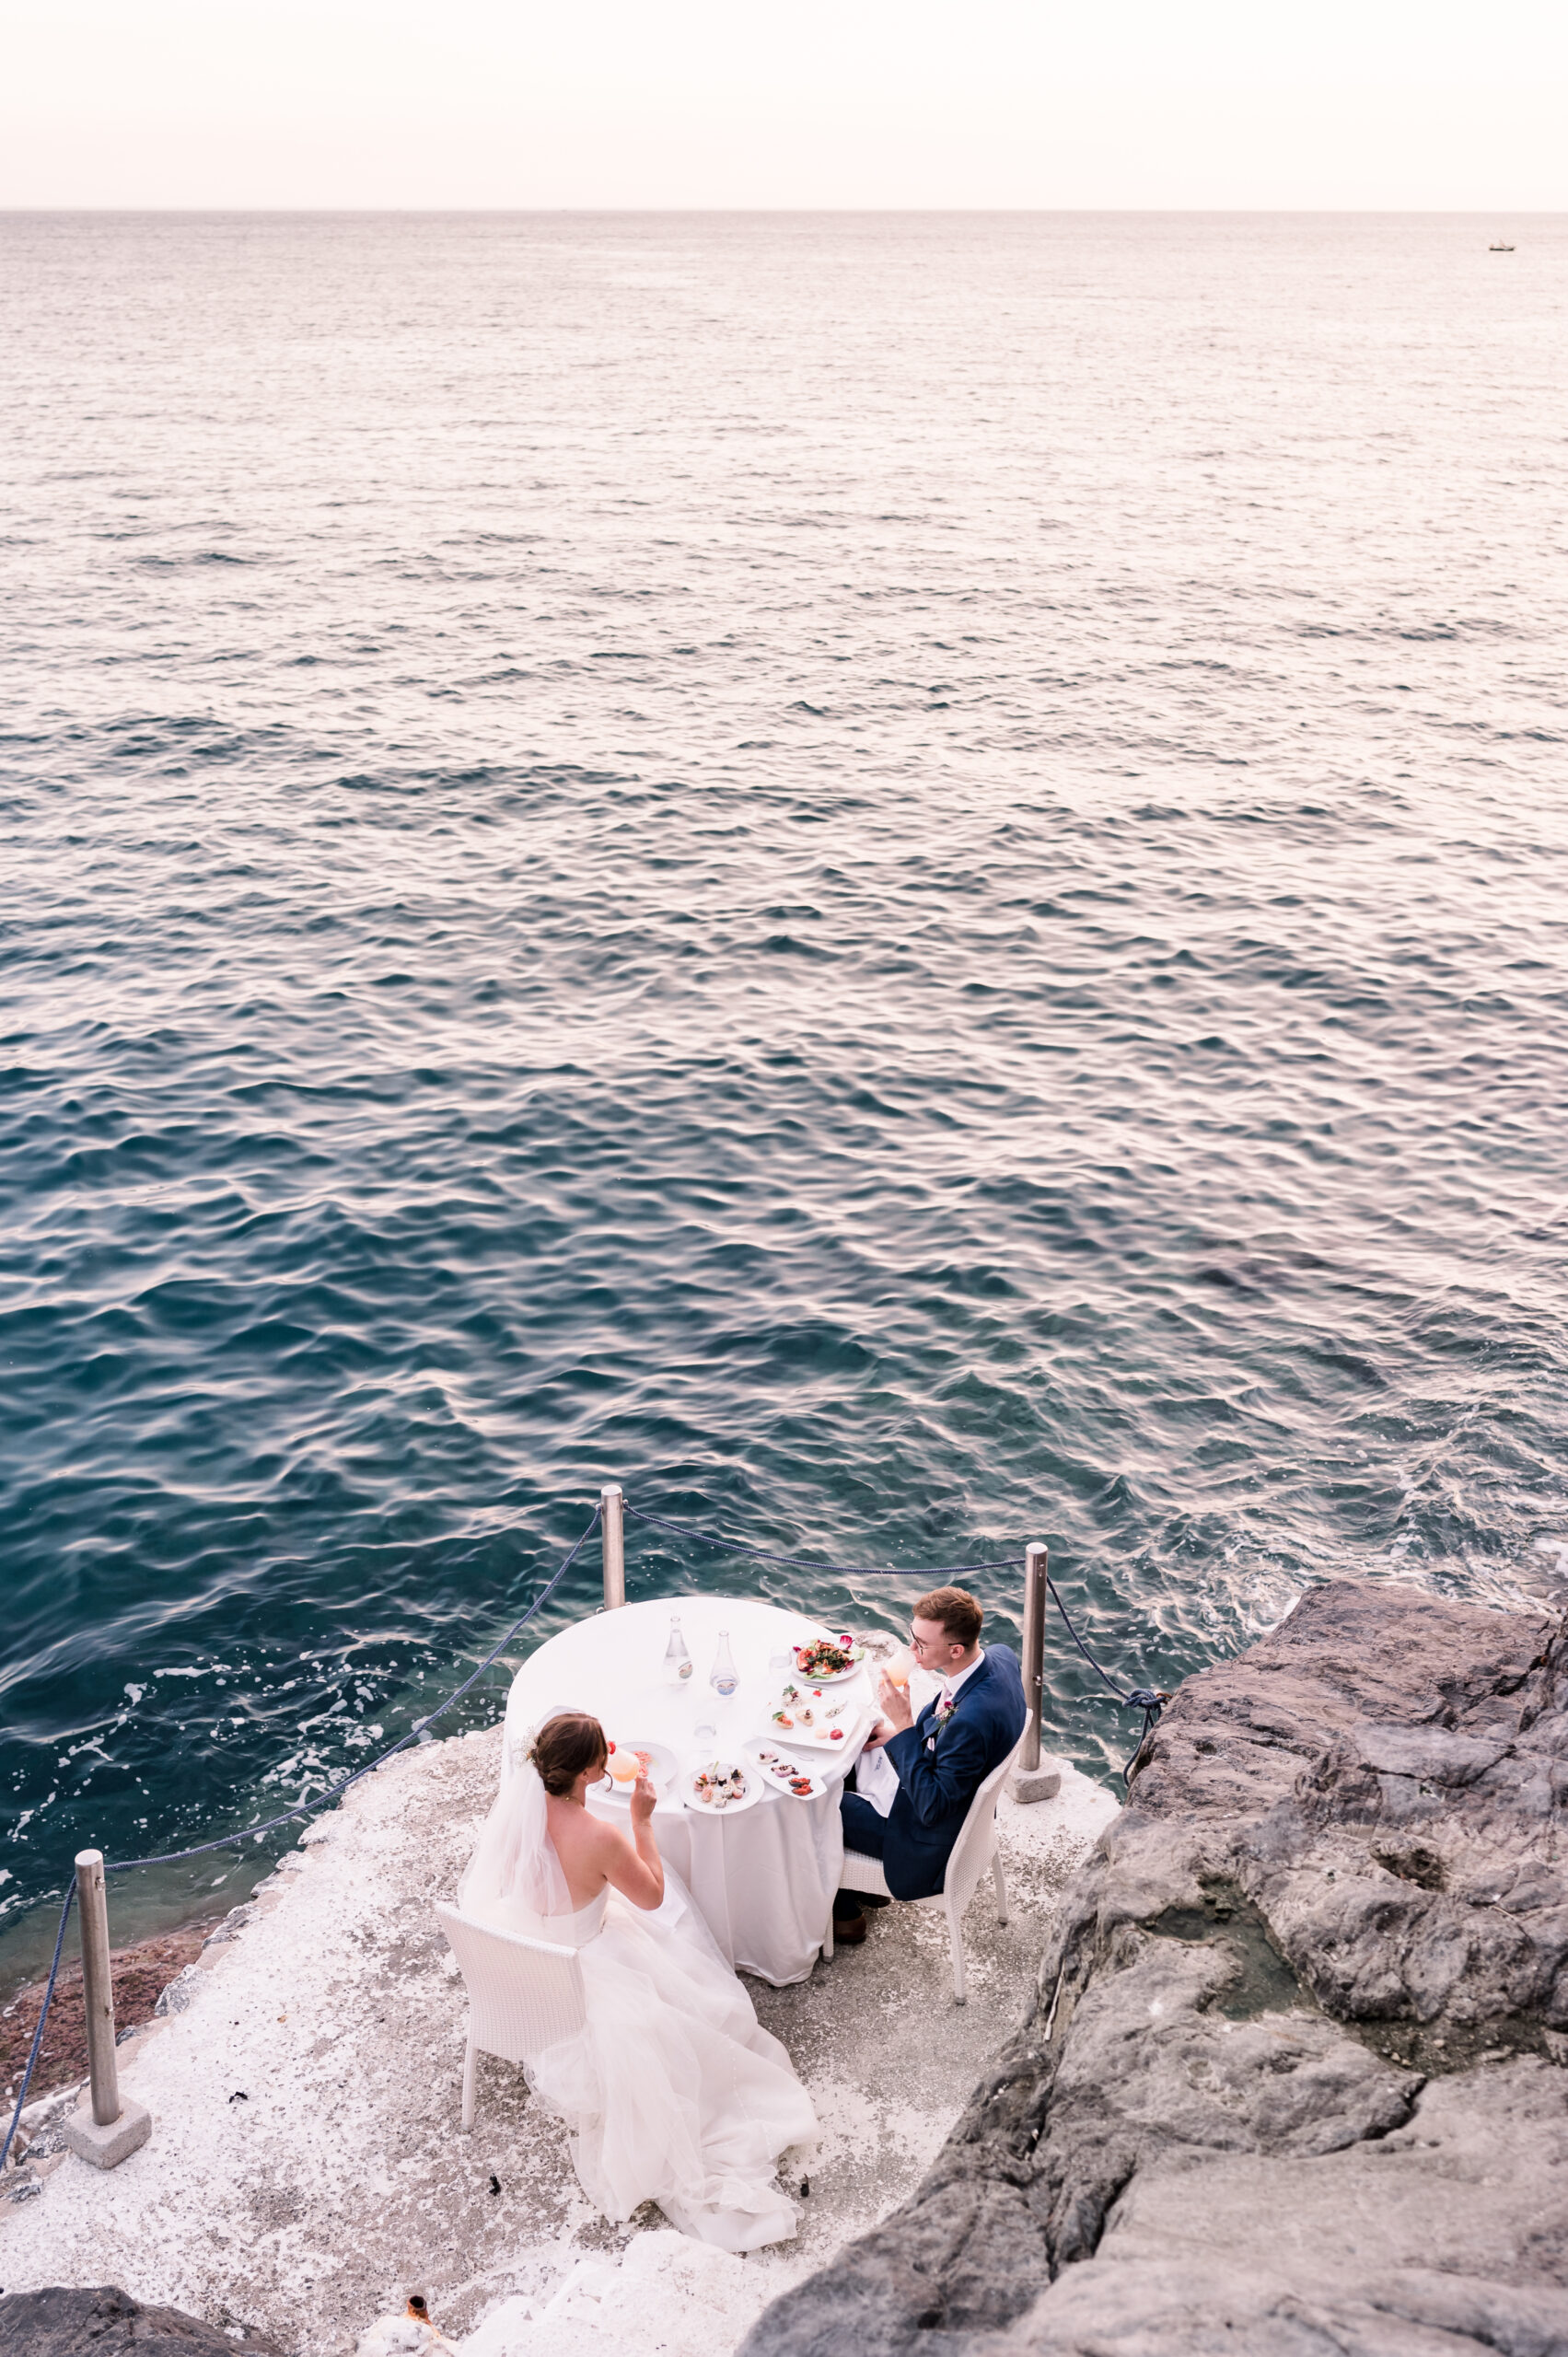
(2, 1925), (221, 2116)
(0, 2283), (284, 2354)
(743, 1579), (1568, 2356)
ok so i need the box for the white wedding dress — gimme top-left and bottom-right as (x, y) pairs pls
(459, 1746), (817, 2252)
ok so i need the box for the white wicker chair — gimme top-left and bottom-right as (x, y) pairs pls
(435, 1900), (587, 2131)
(830, 1738), (1022, 2003)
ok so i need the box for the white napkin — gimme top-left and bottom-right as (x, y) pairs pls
(855, 1741), (899, 1817)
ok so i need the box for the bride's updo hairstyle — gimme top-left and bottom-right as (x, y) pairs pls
(529, 1711), (609, 1795)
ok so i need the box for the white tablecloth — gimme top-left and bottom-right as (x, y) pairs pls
(501, 1595), (874, 1986)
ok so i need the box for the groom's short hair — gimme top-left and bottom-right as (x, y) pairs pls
(913, 1586), (982, 1649)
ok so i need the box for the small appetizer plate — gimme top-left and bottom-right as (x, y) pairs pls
(685, 1757), (764, 1816)
(744, 1737), (828, 1800)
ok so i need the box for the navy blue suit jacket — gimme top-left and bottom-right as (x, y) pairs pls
(875, 1645), (1027, 1900)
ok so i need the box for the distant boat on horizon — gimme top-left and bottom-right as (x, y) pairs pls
(1490, 240), (1516, 251)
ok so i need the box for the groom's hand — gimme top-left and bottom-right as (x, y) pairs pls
(877, 1671), (914, 1732)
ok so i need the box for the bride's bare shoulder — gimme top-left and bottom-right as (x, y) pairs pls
(552, 1803), (629, 1859)
(582, 1810), (635, 1859)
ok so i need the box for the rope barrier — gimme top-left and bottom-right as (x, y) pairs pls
(623, 1498), (1167, 1782)
(0, 1504), (601, 2174)
(0, 1880), (76, 2179)
(1035, 1560), (1167, 1782)
(621, 1502), (1023, 1578)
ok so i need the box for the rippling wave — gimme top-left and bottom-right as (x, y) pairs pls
(4, 211), (1567, 1978)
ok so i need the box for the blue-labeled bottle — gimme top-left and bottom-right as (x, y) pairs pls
(710, 1631), (739, 1698)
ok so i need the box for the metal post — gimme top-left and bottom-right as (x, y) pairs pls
(62, 1856), (149, 2166)
(1020, 1543), (1046, 1771)
(1010, 1542), (1061, 1805)
(601, 1484), (625, 1610)
(77, 1850), (121, 2127)
(61, 1848), (149, 2158)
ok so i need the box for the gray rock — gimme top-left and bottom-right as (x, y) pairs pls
(0, 2285), (286, 2354)
(743, 1579), (1568, 2357)
(14, 2104), (75, 2164)
(199, 1904), (257, 1955)
(154, 1965), (207, 2016)
(11, 2082), (82, 2155)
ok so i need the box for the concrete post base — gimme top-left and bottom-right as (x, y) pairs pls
(64, 2096), (151, 2169)
(1009, 1759), (1063, 1805)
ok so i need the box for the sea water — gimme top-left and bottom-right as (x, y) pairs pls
(3, 212), (1566, 1976)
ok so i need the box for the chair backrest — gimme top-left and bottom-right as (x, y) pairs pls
(941, 1739), (1024, 1912)
(435, 1900), (587, 2065)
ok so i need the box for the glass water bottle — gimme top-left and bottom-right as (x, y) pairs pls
(663, 1616), (693, 1685)
(709, 1630), (739, 1698)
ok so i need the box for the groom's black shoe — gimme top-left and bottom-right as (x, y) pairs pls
(856, 1891), (891, 1910)
(832, 1889), (869, 1942)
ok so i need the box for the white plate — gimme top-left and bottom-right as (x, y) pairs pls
(744, 1737), (828, 1800)
(788, 1635), (866, 1686)
(764, 1689), (865, 1752)
(684, 1757), (764, 1817)
(595, 1738), (680, 1804)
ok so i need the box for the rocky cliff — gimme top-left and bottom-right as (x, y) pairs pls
(0, 2285), (284, 2354)
(743, 1578), (1568, 2356)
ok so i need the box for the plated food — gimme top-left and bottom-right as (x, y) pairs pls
(747, 1738), (825, 1800)
(689, 1759), (759, 1815)
(770, 1682), (854, 1746)
(792, 1631), (865, 1683)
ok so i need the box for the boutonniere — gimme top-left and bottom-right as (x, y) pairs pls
(933, 1693), (957, 1731)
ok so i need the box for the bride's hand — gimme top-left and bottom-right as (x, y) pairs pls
(630, 1771), (656, 1825)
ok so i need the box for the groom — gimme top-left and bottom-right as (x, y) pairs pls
(834, 1585), (1026, 1944)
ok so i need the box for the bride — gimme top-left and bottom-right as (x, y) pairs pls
(459, 1710), (818, 2251)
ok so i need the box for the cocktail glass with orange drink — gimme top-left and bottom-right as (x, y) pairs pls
(879, 1645), (914, 1706)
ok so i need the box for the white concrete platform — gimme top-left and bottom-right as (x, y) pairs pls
(0, 1724), (1116, 2357)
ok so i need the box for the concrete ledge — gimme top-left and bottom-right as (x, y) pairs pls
(2, 1724), (1117, 2355)
(62, 2097), (151, 2171)
(1008, 1759), (1062, 1805)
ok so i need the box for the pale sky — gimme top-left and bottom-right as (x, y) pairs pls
(2, 0), (1565, 211)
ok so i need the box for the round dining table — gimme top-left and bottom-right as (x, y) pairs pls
(500, 1594), (876, 1985)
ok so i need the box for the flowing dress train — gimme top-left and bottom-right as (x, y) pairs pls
(471, 1876), (817, 2251)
